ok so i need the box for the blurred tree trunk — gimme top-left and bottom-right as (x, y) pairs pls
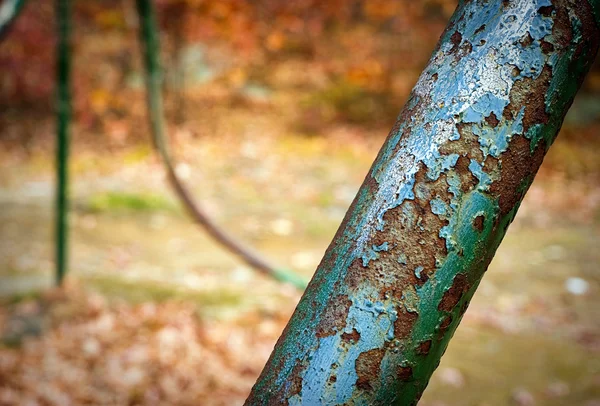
(246, 0), (600, 405)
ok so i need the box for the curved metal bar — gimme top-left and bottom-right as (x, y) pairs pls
(135, 0), (308, 290)
(246, 0), (600, 404)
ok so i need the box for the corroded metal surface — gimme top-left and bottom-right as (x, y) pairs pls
(246, 0), (600, 405)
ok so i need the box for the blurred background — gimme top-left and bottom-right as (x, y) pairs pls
(0, 1), (599, 405)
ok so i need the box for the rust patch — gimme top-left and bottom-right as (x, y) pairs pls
(394, 309), (419, 340)
(416, 340), (433, 356)
(503, 64), (551, 133)
(474, 24), (486, 35)
(488, 135), (546, 215)
(472, 215), (485, 232)
(519, 32), (533, 47)
(455, 155), (479, 194)
(345, 162), (452, 298)
(438, 273), (470, 312)
(438, 315), (453, 338)
(329, 375), (337, 383)
(377, 164), (452, 283)
(484, 112), (499, 128)
(441, 122), (484, 164)
(552, 2), (573, 49)
(341, 328), (361, 343)
(345, 257), (388, 293)
(315, 295), (352, 338)
(459, 41), (473, 58)
(397, 366), (414, 381)
(449, 31), (463, 53)
(355, 348), (386, 391)
(287, 363), (304, 400)
(538, 5), (554, 16)
(540, 40), (554, 54)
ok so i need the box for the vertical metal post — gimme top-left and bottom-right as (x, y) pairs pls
(55, 0), (71, 286)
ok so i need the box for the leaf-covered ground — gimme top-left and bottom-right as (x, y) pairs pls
(0, 285), (289, 406)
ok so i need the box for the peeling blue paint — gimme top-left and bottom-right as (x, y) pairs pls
(427, 152), (459, 180)
(430, 198), (448, 216)
(362, 242), (390, 266)
(374, 242), (389, 252)
(351, 0), (562, 264)
(297, 286), (400, 404)
(462, 93), (506, 124)
(468, 159), (492, 191)
(414, 266), (425, 279)
(473, 107), (524, 157)
(246, 0), (600, 404)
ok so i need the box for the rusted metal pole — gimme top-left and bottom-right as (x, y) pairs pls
(246, 0), (600, 404)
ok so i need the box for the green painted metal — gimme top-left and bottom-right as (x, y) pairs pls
(0, 0), (27, 40)
(135, 0), (308, 290)
(55, 0), (71, 286)
(246, 0), (600, 404)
